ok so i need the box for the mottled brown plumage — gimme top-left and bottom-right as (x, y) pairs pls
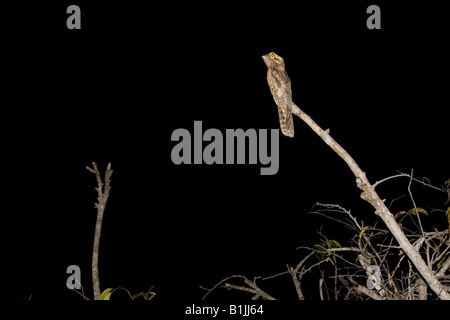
(262, 52), (294, 138)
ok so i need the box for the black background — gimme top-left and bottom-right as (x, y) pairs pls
(3, 0), (449, 315)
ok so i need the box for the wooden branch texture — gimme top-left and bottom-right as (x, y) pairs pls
(291, 103), (450, 300)
(86, 162), (113, 300)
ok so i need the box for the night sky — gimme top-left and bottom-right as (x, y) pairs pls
(4, 0), (449, 315)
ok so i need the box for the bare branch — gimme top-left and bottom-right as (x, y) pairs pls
(287, 264), (304, 300)
(416, 278), (428, 300)
(319, 275), (325, 300)
(407, 169), (426, 239)
(242, 278), (276, 300)
(291, 103), (450, 300)
(261, 270), (288, 281)
(313, 202), (362, 231)
(222, 282), (276, 300)
(436, 255), (450, 279)
(294, 251), (315, 273)
(87, 162), (113, 300)
(201, 275), (276, 300)
(200, 275), (247, 300)
(373, 173), (410, 188)
(356, 285), (383, 300)
(68, 279), (90, 300)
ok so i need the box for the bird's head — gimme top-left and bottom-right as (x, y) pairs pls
(262, 52), (285, 70)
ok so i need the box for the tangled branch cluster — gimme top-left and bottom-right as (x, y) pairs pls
(201, 178), (450, 300)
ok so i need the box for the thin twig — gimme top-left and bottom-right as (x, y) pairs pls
(200, 275), (247, 300)
(68, 279), (90, 300)
(261, 270), (288, 281)
(407, 169), (426, 239)
(373, 173), (410, 188)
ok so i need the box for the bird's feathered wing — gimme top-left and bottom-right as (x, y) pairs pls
(267, 68), (294, 138)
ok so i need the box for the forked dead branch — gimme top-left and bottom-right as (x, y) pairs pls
(86, 162), (113, 300)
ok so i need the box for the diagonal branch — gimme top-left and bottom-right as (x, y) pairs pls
(225, 277), (276, 300)
(290, 103), (450, 300)
(356, 284), (383, 300)
(287, 251), (315, 300)
(436, 255), (450, 279)
(201, 275), (276, 300)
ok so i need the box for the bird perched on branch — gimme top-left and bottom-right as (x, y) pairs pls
(262, 52), (294, 137)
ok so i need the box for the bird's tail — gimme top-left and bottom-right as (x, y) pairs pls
(278, 107), (294, 138)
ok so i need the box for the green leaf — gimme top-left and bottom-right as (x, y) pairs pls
(313, 243), (327, 260)
(408, 207), (428, 216)
(437, 256), (447, 269)
(416, 207), (428, 216)
(99, 288), (114, 300)
(314, 240), (341, 260)
(359, 226), (369, 239)
(132, 291), (156, 300)
(394, 210), (407, 220)
(327, 239), (341, 248)
(132, 292), (144, 300)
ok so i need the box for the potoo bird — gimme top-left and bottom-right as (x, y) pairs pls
(262, 52), (294, 138)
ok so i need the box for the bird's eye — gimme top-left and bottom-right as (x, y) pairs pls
(270, 54), (275, 59)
